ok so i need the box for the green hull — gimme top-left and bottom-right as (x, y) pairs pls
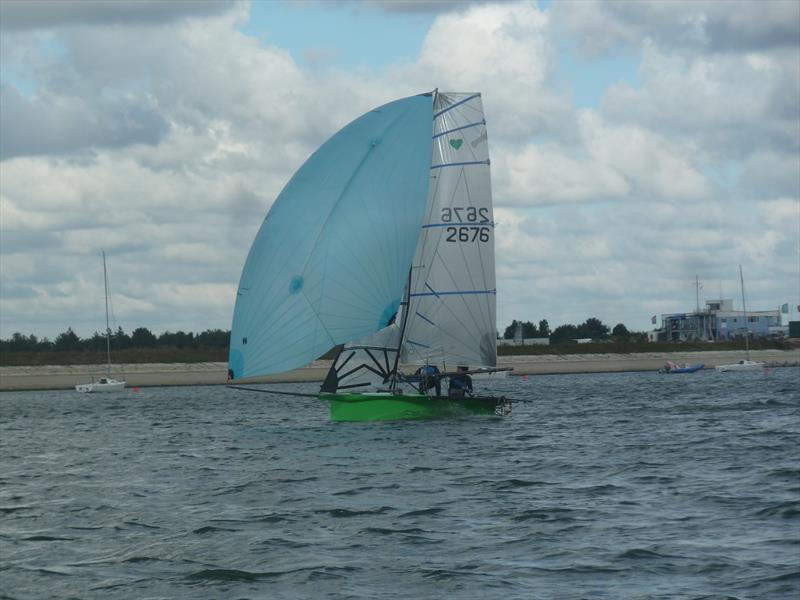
(319, 392), (509, 422)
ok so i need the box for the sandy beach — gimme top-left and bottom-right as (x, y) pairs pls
(1, 349), (798, 391)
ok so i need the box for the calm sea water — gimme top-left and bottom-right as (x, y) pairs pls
(1, 369), (798, 600)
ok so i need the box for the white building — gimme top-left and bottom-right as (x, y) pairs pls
(649, 299), (784, 342)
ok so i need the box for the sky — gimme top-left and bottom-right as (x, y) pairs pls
(1, 0), (799, 341)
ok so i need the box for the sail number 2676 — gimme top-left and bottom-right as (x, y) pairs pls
(441, 206), (491, 243)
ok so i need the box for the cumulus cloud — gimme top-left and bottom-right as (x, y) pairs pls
(0, 84), (168, 159)
(378, 2), (571, 140)
(601, 42), (799, 160)
(359, 0), (499, 13)
(551, 0), (800, 56)
(493, 143), (629, 205)
(0, 0), (797, 339)
(0, 0), (239, 31)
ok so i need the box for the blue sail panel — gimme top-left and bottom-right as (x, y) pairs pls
(229, 94), (433, 378)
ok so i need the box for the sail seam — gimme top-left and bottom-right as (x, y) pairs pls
(432, 93), (480, 119)
(411, 289), (496, 297)
(432, 120), (485, 139)
(431, 160), (490, 169)
(415, 311), (436, 326)
(406, 339), (431, 348)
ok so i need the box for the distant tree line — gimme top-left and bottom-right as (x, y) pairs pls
(3, 318), (648, 355)
(502, 318), (647, 344)
(0, 327), (230, 353)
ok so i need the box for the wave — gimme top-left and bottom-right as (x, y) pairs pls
(191, 525), (236, 534)
(615, 547), (683, 560)
(399, 507), (445, 517)
(315, 506), (393, 518)
(362, 526), (427, 535)
(754, 500), (800, 518)
(492, 478), (551, 490)
(512, 508), (577, 522)
(0, 505), (36, 514)
(186, 565), (359, 583)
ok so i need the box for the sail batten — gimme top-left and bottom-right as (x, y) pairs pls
(432, 93), (481, 119)
(431, 160), (490, 169)
(432, 120), (486, 139)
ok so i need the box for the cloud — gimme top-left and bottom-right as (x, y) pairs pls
(0, 0), (797, 340)
(580, 111), (711, 201)
(0, 84), (168, 159)
(600, 42), (799, 160)
(739, 149), (800, 199)
(551, 0), (800, 56)
(402, 1), (571, 139)
(0, 0), (239, 31)
(493, 142), (629, 206)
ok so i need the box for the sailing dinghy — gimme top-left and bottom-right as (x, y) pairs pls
(228, 91), (510, 421)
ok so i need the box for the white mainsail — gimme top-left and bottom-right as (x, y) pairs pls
(401, 92), (496, 368)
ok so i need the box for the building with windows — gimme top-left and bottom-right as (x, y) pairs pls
(649, 299), (784, 342)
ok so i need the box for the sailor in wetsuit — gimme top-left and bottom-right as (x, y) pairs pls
(415, 364), (441, 396)
(448, 366), (473, 398)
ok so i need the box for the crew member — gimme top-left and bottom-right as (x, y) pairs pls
(415, 364), (441, 396)
(448, 366), (473, 398)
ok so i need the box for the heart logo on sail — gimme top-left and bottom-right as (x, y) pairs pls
(449, 139), (463, 150)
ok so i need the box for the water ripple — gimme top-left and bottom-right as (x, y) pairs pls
(1, 369), (798, 599)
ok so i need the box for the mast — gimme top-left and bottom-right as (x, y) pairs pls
(739, 264), (750, 360)
(388, 267), (413, 390)
(694, 275), (701, 313)
(103, 251), (111, 377)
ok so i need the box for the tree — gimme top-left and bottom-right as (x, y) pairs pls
(87, 331), (107, 351)
(577, 317), (609, 340)
(131, 327), (158, 348)
(158, 330), (195, 349)
(54, 327), (82, 351)
(521, 321), (538, 338)
(538, 319), (551, 337)
(550, 324), (578, 344)
(6, 333), (39, 351)
(503, 320), (540, 339)
(503, 320), (519, 340)
(113, 326), (131, 350)
(196, 329), (230, 348)
(628, 330), (648, 343)
(611, 323), (630, 339)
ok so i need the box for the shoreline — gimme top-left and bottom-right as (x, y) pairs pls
(1, 349), (798, 391)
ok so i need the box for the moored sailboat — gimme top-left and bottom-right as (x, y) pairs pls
(228, 91), (510, 421)
(715, 265), (765, 373)
(76, 252), (126, 393)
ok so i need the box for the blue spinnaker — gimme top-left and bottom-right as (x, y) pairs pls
(229, 94), (433, 378)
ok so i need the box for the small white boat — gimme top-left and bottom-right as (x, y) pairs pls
(76, 377), (127, 393)
(715, 266), (764, 374)
(76, 251), (126, 393)
(715, 359), (764, 373)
